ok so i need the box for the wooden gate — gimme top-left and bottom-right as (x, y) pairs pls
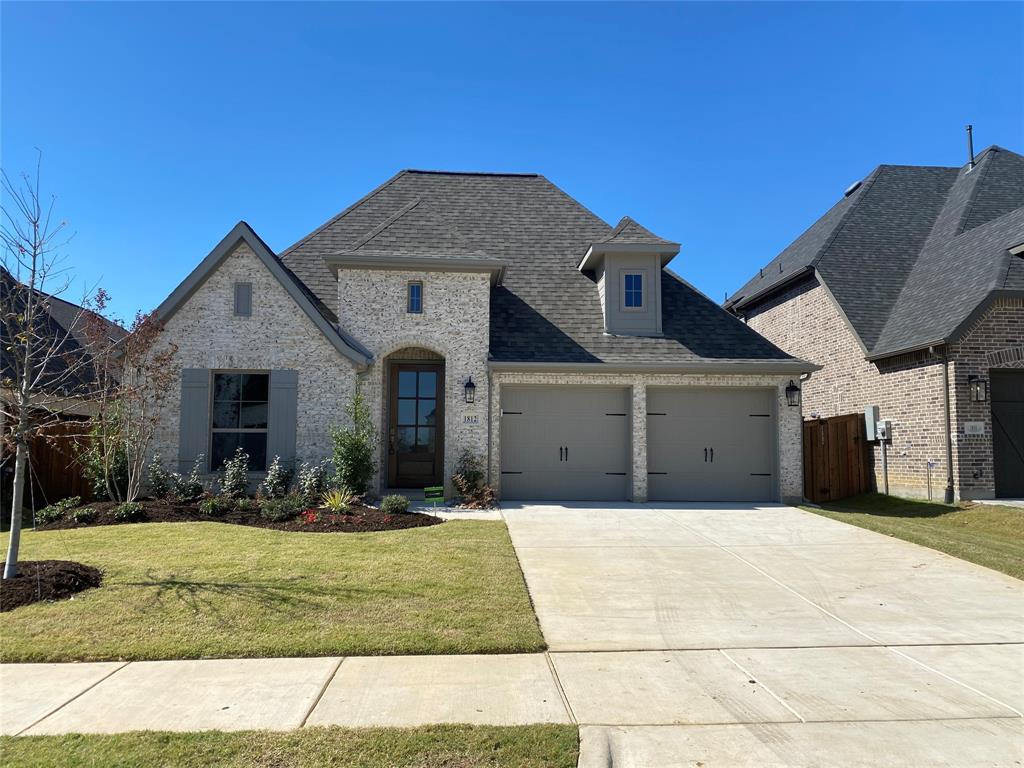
(802, 414), (871, 503)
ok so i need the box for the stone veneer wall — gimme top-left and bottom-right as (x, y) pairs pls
(488, 371), (803, 503)
(336, 268), (491, 496)
(151, 243), (358, 474)
(949, 297), (1024, 499)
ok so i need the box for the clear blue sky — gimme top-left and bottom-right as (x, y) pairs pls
(3, 2), (1022, 322)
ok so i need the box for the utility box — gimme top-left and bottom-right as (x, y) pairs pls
(865, 406), (880, 441)
(876, 421), (891, 441)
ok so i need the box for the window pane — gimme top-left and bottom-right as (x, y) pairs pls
(211, 432), (240, 471)
(407, 282), (422, 313)
(212, 401), (239, 429)
(397, 399), (416, 425)
(418, 371), (437, 397)
(240, 433), (267, 471)
(417, 427), (435, 452)
(418, 399), (436, 425)
(398, 371), (417, 397)
(240, 402), (268, 429)
(213, 373), (241, 402)
(396, 427), (415, 451)
(241, 373), (268, 402)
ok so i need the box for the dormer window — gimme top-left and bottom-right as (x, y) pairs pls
(623, 272), (644, 310)
(407, 281), (423, 313)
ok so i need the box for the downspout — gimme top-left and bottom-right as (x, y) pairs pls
(935, 346), (955, 504)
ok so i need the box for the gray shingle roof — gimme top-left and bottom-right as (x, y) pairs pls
(726, 146), (1024, 359)
(599, 216), (679, 246)
(282, 170), (802, 367)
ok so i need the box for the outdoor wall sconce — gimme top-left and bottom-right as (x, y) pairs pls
(785, 380), (801, 407)
(464, 377), (476, 404)
(967, 375), (988, 402)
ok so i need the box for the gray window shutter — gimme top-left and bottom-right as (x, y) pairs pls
(267, 369), (298, 467)
(234, 282), (252, 316)
(178, 368), (210, 474)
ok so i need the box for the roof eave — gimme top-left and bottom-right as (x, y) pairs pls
(726, 265), (815, 312)
(578, 242), (681, 272)
(324, 254), (507, 285)
(489, 360), (820, 375)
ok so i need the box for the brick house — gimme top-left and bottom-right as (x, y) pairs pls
(150, 170), (814, 503)
(726, 146), (1024, 501)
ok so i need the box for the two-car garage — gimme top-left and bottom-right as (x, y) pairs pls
(499, 385), (778, 502)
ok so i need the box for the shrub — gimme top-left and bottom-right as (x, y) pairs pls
(297, 459), (331, 503)
(35, 496), (82, 525)
(329, 390), (377, 494)
(259, 495), (305, 522)
(258, 456), (293, 499)
(220, 447), (250, 498)
(452, 450), (496, 509)
(70, 507), (97, 524)
(199, 495), (228, 517)
(78, 423), (129, 501)
(380, 494), (411, 515)
(170, 455), (206, 501)
(147, 454), (173, 499)
(112, 501), (145, 522)
(236, 497), (257, 513)
(321, 487), (355, 514)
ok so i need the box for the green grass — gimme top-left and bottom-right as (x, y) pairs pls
(804, 494), (1024, 580)
(0, 520), (545, 662)
(0, 725), (579, 768)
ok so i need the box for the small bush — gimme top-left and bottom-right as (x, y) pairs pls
(329, 390), (377, 494)
(147, 455), (173, 499)
(170, 455), (206, 501)
(297, 459), (331, 503)
(220, 448), (250, 498)
(258, 456), (293, 499)
(321, 487), (355, 514)
(78, 422), (129, 501)
(35, 496), (82, 525)
(70, 507), (97, 524)
(112, 501), (145, 522)
(236, 497), (257, 513)
(380, 494), (411, 515)
(199, 496), (228, 517)
(259, 495), (305, 522)
(452, 451), (496, 509)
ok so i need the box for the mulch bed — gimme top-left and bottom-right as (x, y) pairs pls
(0, 560), (103, 612)
(36, 499), (445, 534)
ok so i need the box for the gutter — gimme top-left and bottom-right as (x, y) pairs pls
(488, 360), (821, 375)
(726, 265), (815, 313)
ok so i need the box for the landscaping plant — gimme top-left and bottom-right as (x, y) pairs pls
(258, 455), (293, 499)
(329, 389), (377, 494)
(69, 507), (97, 524)
(297, 459), (331, 503)
(259, 495), (306, 522)
(220, 447), (250, 498)
(321, 487), (355, 514)
(198, 496), (227, 517)
(112, 501), (144, 522)
(170, 454), (205, 501)
(452, 450), (496, 509)
(380, 494), (411, 515)
(34, 496), (82, 526)
(146, 454), (172, 499)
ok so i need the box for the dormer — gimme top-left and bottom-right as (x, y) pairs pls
(579, 217), (679, 336)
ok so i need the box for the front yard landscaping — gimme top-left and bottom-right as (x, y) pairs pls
(1, 725), (580, 768)
(0, 520), (545, 662)
(804, 493), (1024, 580)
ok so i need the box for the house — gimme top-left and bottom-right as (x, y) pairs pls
(726, 145), (1024, 501)
(150, 170), (814, 503)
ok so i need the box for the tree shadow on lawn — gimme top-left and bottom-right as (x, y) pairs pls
(823, 493), (957, 520)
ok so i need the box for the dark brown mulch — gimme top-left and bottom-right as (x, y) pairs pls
(36, 499), (444, 534)
(0, 560), (103, 612)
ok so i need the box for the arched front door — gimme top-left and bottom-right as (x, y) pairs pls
(387, 362), (445, 488)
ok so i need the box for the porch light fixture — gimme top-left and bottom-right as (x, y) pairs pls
(967, 375), (988, 402)
(785, 380), (801, 407)
(464, 377), (476, 404)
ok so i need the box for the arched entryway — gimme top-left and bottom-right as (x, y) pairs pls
(384, 347), (445, 489)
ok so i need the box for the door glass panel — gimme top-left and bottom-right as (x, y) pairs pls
(397, 399), (416, 425)
(418, 399), (436, 425)
(418, 371), (437, 397)
(416, 427), (435, 452)
(398, 371), (417, 397)
(397, 427), (415, 451)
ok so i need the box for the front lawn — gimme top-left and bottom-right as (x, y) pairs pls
(803, 494), (1024, 579)
(0, 725), (579, 768)
(0, 520), (545, 662)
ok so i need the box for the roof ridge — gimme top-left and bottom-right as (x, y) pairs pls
(810, 165), (883, 269)
(403, 169), (539, 177)
(954, 149), (997, 237)
(348, 198), (423, 250)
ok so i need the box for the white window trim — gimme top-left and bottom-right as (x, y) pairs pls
(620, 270), (646, 312)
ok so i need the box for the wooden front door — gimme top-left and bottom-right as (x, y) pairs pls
(388, 363), (444, 488)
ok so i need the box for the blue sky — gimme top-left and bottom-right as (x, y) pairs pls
(2, 2), (1021, 322)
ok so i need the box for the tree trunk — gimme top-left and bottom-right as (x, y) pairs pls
(3, 440), (28, 579)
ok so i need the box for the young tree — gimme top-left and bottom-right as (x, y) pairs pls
(1, 156), (105, 578)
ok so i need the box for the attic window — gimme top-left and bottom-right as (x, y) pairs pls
(623, 272), (644, 309)
(407, 281), (423, 314)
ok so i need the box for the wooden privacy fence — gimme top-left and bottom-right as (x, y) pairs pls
(1, 421), (92, 511)
(802, 413), (871, 503)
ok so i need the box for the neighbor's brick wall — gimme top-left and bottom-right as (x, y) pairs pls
(151, 243), (358, 474)
(744, 275), (951, 500)
(336, 268), (491, 496)
(949, 297), (1024, 499)
(489, 371), (803, 503)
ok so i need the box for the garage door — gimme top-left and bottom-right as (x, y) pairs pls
(647, 388), (776, 502)
(992, 370), (1024, 498)
(501, 386), (630, 501)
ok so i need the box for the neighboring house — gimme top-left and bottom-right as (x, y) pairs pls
(726, 145), (1024, 501)
(151, 170), (813, 503)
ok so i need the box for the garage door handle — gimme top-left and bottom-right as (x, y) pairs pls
(704, 447), (708, 463)
(559, 446), (563, 462)
(710, 447), (714, 463)
(565, 446), (569, 462)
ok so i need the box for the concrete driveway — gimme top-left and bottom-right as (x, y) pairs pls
(503, 503), (1024, 766)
